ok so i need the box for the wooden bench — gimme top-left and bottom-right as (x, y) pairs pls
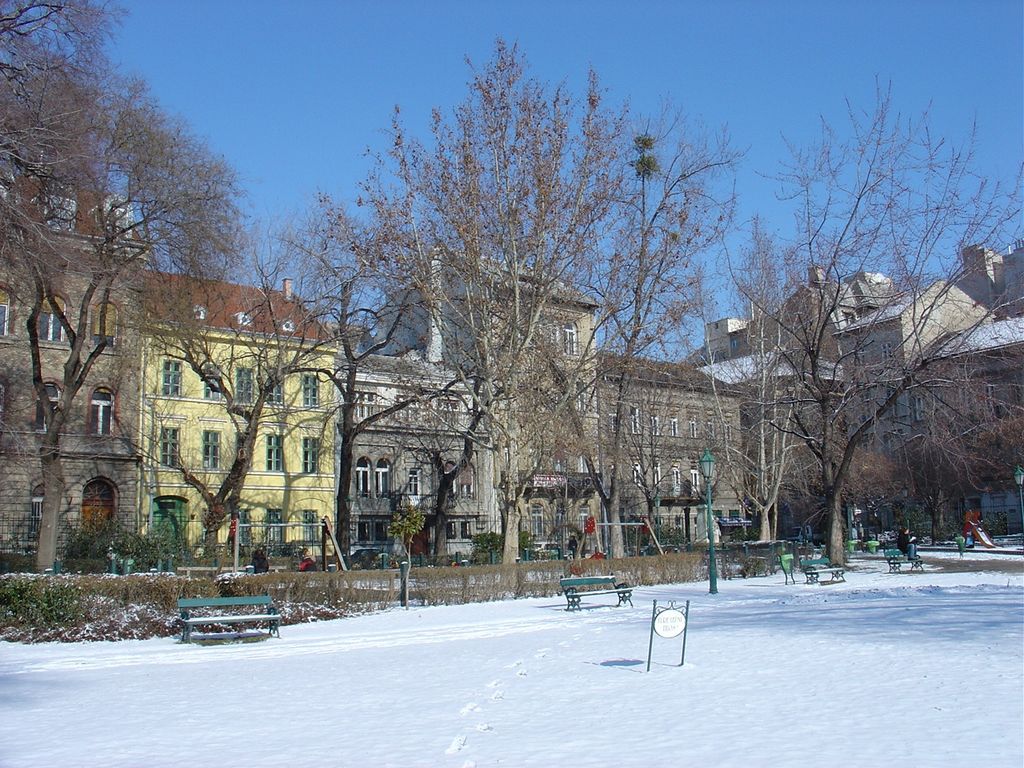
(177, 595), (281, 643)
(883, 548), (924, 573)
(799, 557), (845, 585)
(559, 576), (633, 612)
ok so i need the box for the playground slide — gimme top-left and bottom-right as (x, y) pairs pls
(966, 521), (996, 548)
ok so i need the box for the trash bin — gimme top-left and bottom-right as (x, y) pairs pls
(865, 540), (879, 554)
(955, 535), (966, 558)
(846, 540), (857, 553)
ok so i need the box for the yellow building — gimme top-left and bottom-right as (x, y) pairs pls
(138, 274), (336, 559)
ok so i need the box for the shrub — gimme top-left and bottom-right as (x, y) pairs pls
(0, 576), (83, 628)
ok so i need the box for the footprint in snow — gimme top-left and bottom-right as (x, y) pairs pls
(534, 648), (550, 658)
(486, 680), (501, 688)
(459, 703), (480, 716)
(490, 689), (505, 701)
(516, 668), (528, 677)
(475, 723), (493, 732)
(445, 735), (467, 755)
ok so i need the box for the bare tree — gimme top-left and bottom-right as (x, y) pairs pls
(580, 111), (737, 557)
(1, 7), (241, 569)
(362, 41), (621, 562)
(738, 89), (1020, 563)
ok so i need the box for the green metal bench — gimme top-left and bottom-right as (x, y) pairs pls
(799, 556), (845, 585)
(177, 595), (280, 643)
(559, 576), (633, 612)
(883, 548), (923, 573)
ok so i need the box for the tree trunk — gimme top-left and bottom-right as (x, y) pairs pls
(35, 448), (65, 571)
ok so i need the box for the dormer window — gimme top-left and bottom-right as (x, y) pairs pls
(281, 319), (295, 333)
(193, 305), (207, 320)
(235, 311), (252, 326)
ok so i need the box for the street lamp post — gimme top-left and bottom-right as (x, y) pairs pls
(1014, 466), (1023, 535)
(699, 449), (718, 594)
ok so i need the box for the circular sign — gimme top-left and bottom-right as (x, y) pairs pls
(653, 608), (686, 638)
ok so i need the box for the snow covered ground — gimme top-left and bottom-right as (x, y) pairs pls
(1, 551), (1021, 768)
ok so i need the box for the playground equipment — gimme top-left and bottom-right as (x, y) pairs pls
(962, 510), (996, 548)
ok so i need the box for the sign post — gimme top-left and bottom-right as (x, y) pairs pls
(646, 599), (690, 672)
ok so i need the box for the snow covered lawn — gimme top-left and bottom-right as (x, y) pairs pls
(1, 553), (1021, 767)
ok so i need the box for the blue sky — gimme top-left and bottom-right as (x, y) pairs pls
(109, 1), (1022, 242)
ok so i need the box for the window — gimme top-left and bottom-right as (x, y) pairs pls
(461, 521), (472, 539)
(912, 395), (924, 422)
(161, 360), (182, 397)
(654, 462), (662, 485)
(0, 381), (5, 429)
(302, 374), (319, 407)
(159, 427), (180, 467)
(724, 423), (732, 441)
(459, 465), (474, 499)
(37, 297), (64, 342)
(202, 430), (220, 470)
(302, 510), (318, 543)
(632, 463), (642, 485)
(301, 437), (320, 474)
(193, 305), (207, 320)
(265, 434), (283, 472)
(356, 392), (377, 419)
(374, 458), (391, 496)
(562, 323), (579, 356)
(650, 415), (660, 436)
(531, 503), (544, 537)
(670, 418), (679, 437)
(238, 508), (251, 546)
(30, 486), (43, 538)
(690, 468), (700, 492)
(630, 406), (640, 434)
(235, 368), (253, 404)
(672, 466), (682, 494)
(203, 378), (221, 400)
(90, 388), (113, 435)
(880, 341), (895, 360)
(235, 311), (252, 326)
(267, 379), (284, 405)
(265, 508), (284, 545)
(0, 289), (8, 336)
(35, 383), (59, 430)
(705, 420), (714, 438)
(355, 457), (371, 497)
(689, 419), (698, 438)
(408, 468), (421, 497)
(91, 302), (117, 347)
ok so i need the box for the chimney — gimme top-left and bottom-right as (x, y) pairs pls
(282, 278), (293, 300)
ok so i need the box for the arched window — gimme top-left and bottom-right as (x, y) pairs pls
(91, 302), (118, 347)
(81, 478), (116, 528)
(38, 296), (65, 342)
(90, 388), (114, 435)
(374, 458), (391, 496)
(30, 485), (44, 538)
(35, 383), (60, 431)
(0, 288), (9, 336)
(355, 457), (371, 497)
